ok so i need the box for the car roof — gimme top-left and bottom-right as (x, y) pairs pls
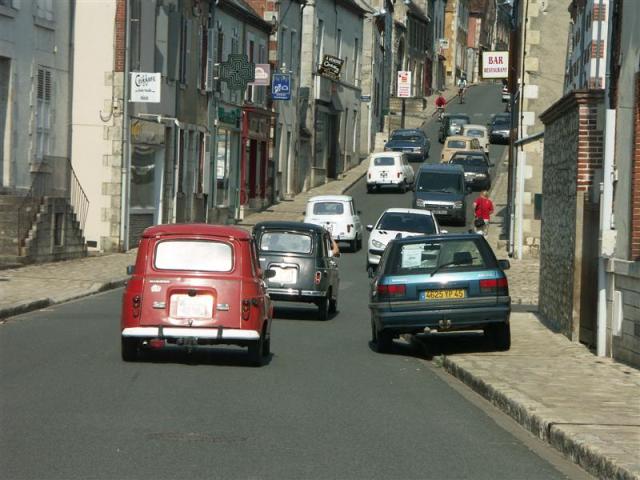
(253, 221), (326, 233)
(391, 129), (424, 135)
(391, 232), (484, 245)
(451, 150), (487, 157)
(417, 163), (465, 173)
(380, 208), (433, 216)
(142, 223), (252, 240)
(307, 195), (352, 202)
(463, 124), (487, 131)
(370, 151), (403, 158)
(445, 135), (474, 141)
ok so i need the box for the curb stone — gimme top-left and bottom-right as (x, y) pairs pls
(442, 357), (638, 480)
(0, 277), (128, 320)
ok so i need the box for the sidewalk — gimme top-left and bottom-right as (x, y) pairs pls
(1, 86), (638, 479)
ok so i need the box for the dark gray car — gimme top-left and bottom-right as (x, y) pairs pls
(253, 221), (340, 320)
(412, 164), (470, 225)
(384, 129), (431, 162)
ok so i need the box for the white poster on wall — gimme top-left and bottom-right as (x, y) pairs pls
(482, 52), (509, 79)
(130, 72), (161, 103)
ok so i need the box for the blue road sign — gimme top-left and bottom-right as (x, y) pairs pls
(272, 74), (291, 100)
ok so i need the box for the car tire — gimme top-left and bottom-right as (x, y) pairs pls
(486, 323), (511, 351)
(356, 236), (363, 251)
(248, 333), (266, 366)
(367, 265), (376, 278)
(318, 296), (330, 321)
(329, 293), (338, 314)
(371, 319), (392, 353)
(349, 239), (358, 252)
(121, 337), (139, 362)
(367, 185), (375, 193)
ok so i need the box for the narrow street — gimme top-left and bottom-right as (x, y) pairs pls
(0, 85), (592, 480)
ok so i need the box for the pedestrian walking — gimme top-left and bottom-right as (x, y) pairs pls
(473, 190), (494, 236)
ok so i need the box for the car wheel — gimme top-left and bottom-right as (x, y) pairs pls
(318, 296), (330, 321)
(121, 337), (139, 362)
(329, 293), (338, 314)
(367, 265), (376, 278)
(356, 236), (363, 251)
(486, 323), (511, 351)
(349, 239), (358, 252)
(371, 319), (392, 353)
(367, 185), (374, 193)
(248, 333), (266, 366)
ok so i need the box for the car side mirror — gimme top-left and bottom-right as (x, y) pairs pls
(126, 265), (135, 275)
(264, 269), (277, 279)
(366, 224), (373, 232)
(498, 259), (511, 270)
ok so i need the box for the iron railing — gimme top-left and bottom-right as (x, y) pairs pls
(16, 157), (89, 255)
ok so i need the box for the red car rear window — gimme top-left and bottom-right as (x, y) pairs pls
(154, 240), (233, 272)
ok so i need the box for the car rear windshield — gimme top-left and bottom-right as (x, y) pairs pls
(154, 240), (233, 272)
(492, 122), (509, 129)
(377, 212), (436, 234)
(465, 129), (484, 137)
(385, 238), (492, 275)
(416, 172), (462, 193)
(391, 135), (421, 143)
(373, 157), (395, 166)
(447, 140), (467, 149)
(451, 155), (487, 166)
(313, 202), (344, 215)
(260, 231), (312, 254)
(450, 117), (469, 125)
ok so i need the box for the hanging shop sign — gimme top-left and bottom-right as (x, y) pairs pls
(318, 54), (344, 81)
(130, 72), (161, 103)
(482, 51), (509, 79)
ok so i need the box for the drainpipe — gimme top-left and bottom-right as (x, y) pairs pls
(120, 0), (132, 251)
(596, 0), (614, 357)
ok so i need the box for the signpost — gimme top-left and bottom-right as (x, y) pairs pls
(250, 64), (271, 86)
(397, 71), (412, 128)
(272, 73), (291, 100)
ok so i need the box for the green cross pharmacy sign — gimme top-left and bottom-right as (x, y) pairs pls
(219, 54), (255, 91)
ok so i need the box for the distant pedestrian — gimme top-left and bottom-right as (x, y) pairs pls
(473, 190), (494, 236)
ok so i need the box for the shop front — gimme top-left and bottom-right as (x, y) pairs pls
(241, 106), (272, 212)
(212, 104), (242, 223)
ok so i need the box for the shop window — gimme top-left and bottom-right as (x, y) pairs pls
(216, 130), (230, 206)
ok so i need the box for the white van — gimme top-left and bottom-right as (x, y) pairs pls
(366, 152), (415, 193)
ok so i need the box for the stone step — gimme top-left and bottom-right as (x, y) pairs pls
(0, 195), (29, 206)
(0, 255), (27, 269)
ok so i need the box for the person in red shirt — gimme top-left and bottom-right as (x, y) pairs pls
(473, 190), (494, 236)
(434, 93), (447, 120)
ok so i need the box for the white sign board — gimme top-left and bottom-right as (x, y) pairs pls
(130, 72), (161, 103)
(397, 71), (412, 98)
(482, 51), (509, 79)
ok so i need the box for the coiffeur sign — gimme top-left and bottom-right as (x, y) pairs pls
(130, 72), (161, 103)
(482, 51), (509, 79)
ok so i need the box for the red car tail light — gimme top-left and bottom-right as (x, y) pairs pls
(242, 299), (251, 320)
(132, 295), (141, 318)
(314, 271), (322, 285)
(480, 277), (509, 295)
(377, 284), (406, 298)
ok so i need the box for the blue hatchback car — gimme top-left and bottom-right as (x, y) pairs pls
(369, 233), (511, 352)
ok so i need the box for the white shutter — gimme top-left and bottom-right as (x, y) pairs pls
(203, 134), (211, 194)
(205, 28), (214, 92)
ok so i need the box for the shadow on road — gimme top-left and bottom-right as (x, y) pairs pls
(134, 345), (274, 367)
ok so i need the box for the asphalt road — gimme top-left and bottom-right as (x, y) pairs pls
(0, 84), (591, 480)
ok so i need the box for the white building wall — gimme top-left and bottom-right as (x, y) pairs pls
(71, 0), (119, 250)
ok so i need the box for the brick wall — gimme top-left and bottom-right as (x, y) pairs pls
(538, 89), (604, 341)
(631, 73), (640, 260)
(114, 0), (126, 72)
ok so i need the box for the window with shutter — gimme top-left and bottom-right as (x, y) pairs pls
(35, 67), (52, 160)
(155, 5), (169, 76)
(200, 24), (208, 91)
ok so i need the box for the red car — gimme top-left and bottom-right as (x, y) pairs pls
(120, 224), (274, 366)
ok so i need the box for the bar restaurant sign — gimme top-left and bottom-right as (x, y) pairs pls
(130, 72), (161, 103)
(482, 51), (509, 79)
(318, 55), (344, 81)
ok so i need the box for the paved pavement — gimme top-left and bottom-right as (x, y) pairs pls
(1, 85), (638, 479)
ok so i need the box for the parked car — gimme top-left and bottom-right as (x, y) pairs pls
(413, 163), (470, 225)
(449, 151), (492, 190)
(439, 113), (471, 143)
(120, 224), (274, 366)
(462, 124), (490, 153)
(440, 135), (483, 163)
(366, 151), (415, 193)
(489, 115), (511, 144)
(303, 195), (363, 252)
(253, 221), (340, 320)
(384, 129), (430, 162)
(369, 233), (511, 353)
(366, 208), (443, 277)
